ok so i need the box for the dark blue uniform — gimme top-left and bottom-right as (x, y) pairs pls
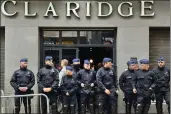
(96, 67), (118, 114)
(10, 58), (35, 114)
(37, 61), (59, 114)
(60, 66), (78, 114)
(77, 69), (96, 114)
(119, 61), (137, 114)
(72, 58), (81, 114)
(152, 66), (170, 114)
(133, 59), (155, 114)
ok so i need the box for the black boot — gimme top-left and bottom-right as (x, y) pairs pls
(126, 102), (131, 114)
(15, 106), (20, 114)
(89, 104), (94, 114)
(81, 104), (86, 114)
(70, 104), (75, 114)
(62, 105), (68, 114)
(51, 104), (57, 114)
(156, 103), (163, 114)
(111, 104), (117, 114)
(24, 105), (31, 114)
(135, 104), (143, 114)
(98, 103), (104, 114)
(143, 104), (150, 114)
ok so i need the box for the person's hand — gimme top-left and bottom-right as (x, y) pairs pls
(133, 88), (137, 94)
(19, 87), (28, 92)
(105, 89), (111, 95)
(66, 92), (70, 96)
(90, 83), (94, 87)
(43, 88), (52, 92)
(81, 83), (85, 87)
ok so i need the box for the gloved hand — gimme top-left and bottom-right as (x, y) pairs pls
(81, 83), (85, 87)
(123, 97), (126, 101)
(149, 87), (153, 94)
(151, 94), (155, 101)
(116, 90), (119, 94)
(90, 83), (94, 87)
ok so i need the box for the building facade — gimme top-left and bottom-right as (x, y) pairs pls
(0, 0), (170, 113)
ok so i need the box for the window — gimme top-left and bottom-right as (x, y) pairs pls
(61, 31), (77, 44)
(43, 31), (59, 45)
(79, 31), (115, 44)
(42, 30), (115, 45)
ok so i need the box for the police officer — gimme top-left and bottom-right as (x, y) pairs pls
(96, 58), (118, 114)
(10, 58), (35, 114)
(60, 66), (78, 114)
(133, 59), (155, 114)
(152, 57), (170, 114)
(130, 58), (139, 71)
(77, 60), (96, 114)
(72, 58), (81, 114)
(37, 56), (59, 114)
(119, 60), (137, 114)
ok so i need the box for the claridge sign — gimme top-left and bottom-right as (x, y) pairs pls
(1, 0), (155, 18)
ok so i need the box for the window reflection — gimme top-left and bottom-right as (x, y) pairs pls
(61, 31), (77, 44)
(43, 30), (115, 45)
(80, 31), (115, 44)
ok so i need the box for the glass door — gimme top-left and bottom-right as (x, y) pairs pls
(62, 48), (78, 65)
(43, 48), (78, 68)
(44, 48), (61, 69)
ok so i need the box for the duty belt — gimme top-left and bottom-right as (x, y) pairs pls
(137, 84), (149, 90)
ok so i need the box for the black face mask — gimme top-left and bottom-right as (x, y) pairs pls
(104, 67), (110, 70)
(158, 66), (165, 70)
(73, 64), (80, 70)
(128, 68), (134, 72)
(20, 66), (27, 70)
(45, 64), (52, 69)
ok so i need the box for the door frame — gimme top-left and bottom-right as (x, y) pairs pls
(61, 48), (79, 60)
(43, 47), (79, 66)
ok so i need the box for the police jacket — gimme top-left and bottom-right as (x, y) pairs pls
(37, 65), (59, 92)
(133, 70), (155, 96)
(77, 69), (96, 85)
(119, 69), (136, 93)
(10, 68), (35, 91)
(152, 67), (170, 92)
(72, 68), (80, 79)
(96, 67), (118, 92)
(60, 75), (78, 95)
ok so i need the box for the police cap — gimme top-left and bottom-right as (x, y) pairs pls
(103, 58), (112, 63)
(20, 58), (28, 62)
(72, 58), (80, 63)
(127, 60), (134, 66)
(66, 66), (73, 71)
(139, 59), (149, 64)
(157, 57), (165, 62)
(84, 60), (90, 64)
(130, 58), (138, 64)
(45, 56), (53, 61)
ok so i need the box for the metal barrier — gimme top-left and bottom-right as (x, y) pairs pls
(1, 90), (4, 96)
(1, 93), (50, 114)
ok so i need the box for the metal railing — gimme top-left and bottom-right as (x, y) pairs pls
(1, 91), (50, 114)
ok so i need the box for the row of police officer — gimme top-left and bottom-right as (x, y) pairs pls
(119, 57), (170, 114)
(10, 56), (170, 114)
(10, 56), (118, 114)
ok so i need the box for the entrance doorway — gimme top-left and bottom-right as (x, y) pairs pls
(78, 47), (113, 70)
(40, 28), (117, 70)
(43, 47), (113, 71)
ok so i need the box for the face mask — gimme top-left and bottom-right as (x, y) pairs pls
(73, 64), (80, 69)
